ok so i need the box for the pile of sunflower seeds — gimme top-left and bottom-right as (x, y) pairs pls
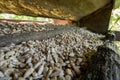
(0, 22), (54, 36)
(0, 23), (104, 80)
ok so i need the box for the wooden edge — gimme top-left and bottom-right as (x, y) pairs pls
(79, 0), (114, 34)
(0, 19), (49, 24)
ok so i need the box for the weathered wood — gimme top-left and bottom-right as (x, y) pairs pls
(79, 1), (114, 34)
(0, 0), (114, 33)
(0, 0), (111, 21)
(83, 43), (120, 80)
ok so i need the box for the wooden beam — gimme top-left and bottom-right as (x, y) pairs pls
(79, 1), (114, 34)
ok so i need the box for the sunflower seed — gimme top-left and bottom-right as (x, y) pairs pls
(24, 68), (34, 78)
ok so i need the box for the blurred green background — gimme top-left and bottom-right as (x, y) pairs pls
(0, 14), (53, 23)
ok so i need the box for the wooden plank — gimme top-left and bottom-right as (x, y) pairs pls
(0, 0), (111, 21)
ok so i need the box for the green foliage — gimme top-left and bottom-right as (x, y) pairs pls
(0, 13), (52, 22)
(109, 7), (120, 31)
